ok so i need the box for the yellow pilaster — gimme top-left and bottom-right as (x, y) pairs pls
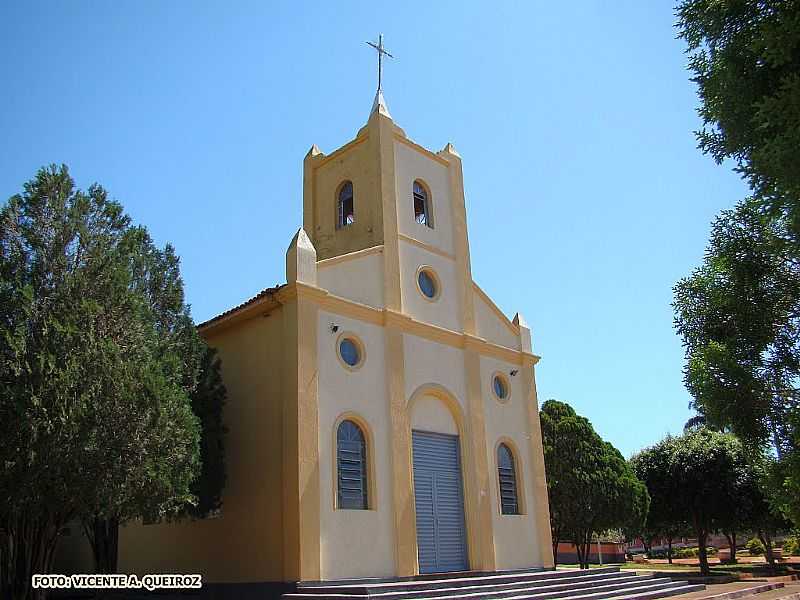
(281, 249), (321, 583)
(463, 348), (497, 571)
(522, 359), (555, 568)
(439, 144), (475, 335)
(385, 327), (416, 576)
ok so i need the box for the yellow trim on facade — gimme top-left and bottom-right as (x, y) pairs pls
(521, 366), (555, 568)
(394, 133), (451, 167)
(473, 281), (521, 338)
(281, 294), (322, 581)
(317, 245), (384, 269)
(386, 328), (415, 576)
(463, 350), (497, 571)
(313, 134), (368, 169)
(204, 282), (540, 367)
(398, 233), (456, 261)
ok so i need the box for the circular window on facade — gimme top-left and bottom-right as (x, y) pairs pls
(492, 373), (510, 402)
(416, 267), (440, 301)
(337, 334), (364, 370)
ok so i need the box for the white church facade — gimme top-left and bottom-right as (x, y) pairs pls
(95, 88), (555, 589)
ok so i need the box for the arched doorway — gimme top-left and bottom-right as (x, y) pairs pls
(409, 390), (468, 573)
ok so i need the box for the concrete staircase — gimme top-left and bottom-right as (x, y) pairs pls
(282, 566), (705, 600)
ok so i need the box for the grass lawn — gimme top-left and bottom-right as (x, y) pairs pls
(557, 562), (797, 576)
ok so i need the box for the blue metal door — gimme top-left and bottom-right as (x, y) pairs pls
(412, 430), (468, 573)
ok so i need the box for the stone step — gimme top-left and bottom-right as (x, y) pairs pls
(376, 579), (690, 600)
(294, 567), (623, 596)
(283, 573), (705, 600)
(287, 574), (654, 600)
(598, 583), (706, 600)
(369, 574), (658, 600)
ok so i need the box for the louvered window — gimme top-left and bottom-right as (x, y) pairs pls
(337, 181), (354, 228)
(337, 420), (368, 509)
(497, 443), (519, 515)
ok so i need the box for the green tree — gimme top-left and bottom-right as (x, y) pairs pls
(676, 0), (800, 525)
(738, 457), (793, 567)
(186, 346), (228, 519)
(676, 0), (800, 238)
(630, 440), (690, 564)
(653, 429), (747, 575)
(540, 400), (649, 569)
(0, 166), (220, 599)
(673, 199), (800, 522)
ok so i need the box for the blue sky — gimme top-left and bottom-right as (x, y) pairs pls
(0, 1), (749, 457)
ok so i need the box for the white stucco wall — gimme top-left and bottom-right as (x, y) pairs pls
(473, 288), (521, 351)
(317, 310), (396, 580)
(393, 141), (454, 256)
(398, 242), (462, 333)
(480, 355), (543, 569)
(411, 394), (458, 435)
(318, 250), (385, 309)
(403, 335), (467, 414)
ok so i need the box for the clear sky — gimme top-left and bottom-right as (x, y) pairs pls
(0, 1), (750, 458)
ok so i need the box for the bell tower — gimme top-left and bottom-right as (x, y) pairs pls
(302, 93), (405, 262)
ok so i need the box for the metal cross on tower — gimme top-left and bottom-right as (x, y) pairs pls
(365, 34), (393, 92)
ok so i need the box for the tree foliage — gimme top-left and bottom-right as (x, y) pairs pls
(187, 346), (228, 519)
(630, 441), (690, 563)
(676, 0), (800, 237)
(673, 198), (800, 522)
(540, 400), (649, 569)
(633, 428), (781, 575)
(675, 0), (800, 525)
(0, 165), (225, 599)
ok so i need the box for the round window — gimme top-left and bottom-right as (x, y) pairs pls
(339, 338), (361, 368)
(492, 374), (509, 401)
(417, 268), (438, 299)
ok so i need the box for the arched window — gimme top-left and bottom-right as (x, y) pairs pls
(337, 420), (368, 509)
(337, 181), (354, 228)
(497, 443), (520, 515)
(413, 180), (432, 228)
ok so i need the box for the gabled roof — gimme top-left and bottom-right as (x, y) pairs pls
(197, 283), (285, 331)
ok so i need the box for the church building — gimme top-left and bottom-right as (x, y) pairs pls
(112, 71), (554, 590)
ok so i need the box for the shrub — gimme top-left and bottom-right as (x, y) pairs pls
(746, 537), (765, 555)
(783, 537), (800, 556)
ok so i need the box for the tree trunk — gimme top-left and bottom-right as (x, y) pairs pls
(667, 537), (673, 564)
(552, 535), (559, 567)
(723, 532), (737, 564)
(758, 531), (775, 567)
(83, 516), (119, 574)
(697, 529), (710, 576)
(0, 514), (63, 600)
(642, 536), (652, 556)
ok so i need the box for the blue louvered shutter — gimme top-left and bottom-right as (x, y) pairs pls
(337, 420), (368, 509)
(498, 443), (519, 515)
(412, 430), (468, 573)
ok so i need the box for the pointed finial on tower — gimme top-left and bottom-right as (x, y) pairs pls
(306, 144), (322, 158)
(513, 312), (533, 354)
(366, 34), (394, 118)
(286, 228), (317, 285)
(439, 142), (460, 158)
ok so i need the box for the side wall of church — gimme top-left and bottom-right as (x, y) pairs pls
(118, 307), (287, 583)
